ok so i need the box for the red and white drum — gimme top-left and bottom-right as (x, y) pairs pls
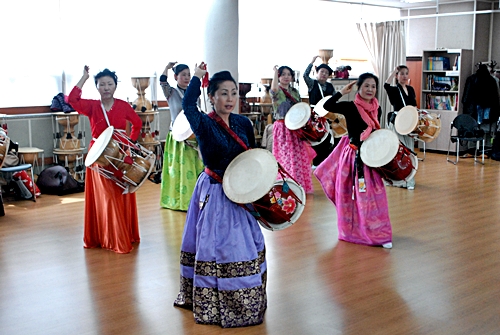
(85, 126), (156, 194)
(223, 148), (306, 231)
(360, 129), (418, 185)
(285, 102), (329, 144)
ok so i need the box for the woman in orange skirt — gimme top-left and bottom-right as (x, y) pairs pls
(68, 65), (143, 253)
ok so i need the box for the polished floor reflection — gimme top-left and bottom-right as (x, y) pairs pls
(1, 152), (500, 335)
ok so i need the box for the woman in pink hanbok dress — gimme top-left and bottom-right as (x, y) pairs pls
(314, 73), (393, 249)
(270, 65), (315, 194)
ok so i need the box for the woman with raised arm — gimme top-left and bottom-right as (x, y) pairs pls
(159, 62), (204, 210)
(384, 65), (417, 190)
(271, 65), (315, 193)
(68, 66), (143, 254)
(314, 73), (393, 249)
(173, 63), (266, 328)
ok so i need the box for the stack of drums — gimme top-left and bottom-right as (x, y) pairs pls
(52, 112), (85, 180)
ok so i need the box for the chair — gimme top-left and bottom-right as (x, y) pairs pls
(446, 114), (485, 165)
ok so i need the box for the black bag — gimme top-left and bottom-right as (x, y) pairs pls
(37, 166), (84, 195)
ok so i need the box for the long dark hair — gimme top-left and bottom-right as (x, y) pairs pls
(94, 69), (118, 87)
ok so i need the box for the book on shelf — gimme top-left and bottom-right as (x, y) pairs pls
(427, 57), (451, 70)
(425, 93), (457, 111)
(425, 75), (459, 91)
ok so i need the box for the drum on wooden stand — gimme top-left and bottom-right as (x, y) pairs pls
(360, 129), (418, 186)
(85, 126), (156, 194)
(285, 102), (329, 144)
(222, 148), (306, 231)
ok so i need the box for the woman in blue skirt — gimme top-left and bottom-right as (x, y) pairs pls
(173, 63), (267, 328)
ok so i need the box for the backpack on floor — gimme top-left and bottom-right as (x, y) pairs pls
(37, 165), (84, 195)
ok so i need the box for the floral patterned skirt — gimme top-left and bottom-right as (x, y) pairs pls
(314, 136), (392, 246)
(272, 121), (315, 194)
(174, 172), (267, 328)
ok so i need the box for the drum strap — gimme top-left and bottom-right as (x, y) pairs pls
(398, 86), (407, 107)
(208, 111), (249, 150)
(279, 87), (299, 104)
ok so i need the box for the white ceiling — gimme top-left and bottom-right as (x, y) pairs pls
(322, 0), (498, 10)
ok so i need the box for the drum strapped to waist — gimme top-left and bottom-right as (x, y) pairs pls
(360, 129), (418, 185)
(285, 102), (330, 145)
(222, 148), (306, 231)
(85, 126), (156, 194)
(0, 129), (11, 168)
(171, 110), (199, 151)
(394, 106), (442, 143)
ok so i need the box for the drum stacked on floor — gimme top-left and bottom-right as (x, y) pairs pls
(52, 112), (86, 180)
(131, 77), (162, 172)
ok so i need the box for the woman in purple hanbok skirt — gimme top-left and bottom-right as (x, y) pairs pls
(173, 63), (267, 328)
(314, 73), (393, 249)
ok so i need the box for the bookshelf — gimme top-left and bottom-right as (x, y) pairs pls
(420, 49), (473, 151)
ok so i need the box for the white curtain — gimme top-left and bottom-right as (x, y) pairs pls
(357, 21), (406, 128)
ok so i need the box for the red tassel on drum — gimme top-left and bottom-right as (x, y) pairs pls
(113, 169), (124, 179)
(123, 155), (134, 165)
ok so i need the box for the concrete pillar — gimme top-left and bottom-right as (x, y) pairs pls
(203, 0), (239, 111)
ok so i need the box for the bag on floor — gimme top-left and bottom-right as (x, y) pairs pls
(37, 165), (84, 195)
(12, 170), (41, 198)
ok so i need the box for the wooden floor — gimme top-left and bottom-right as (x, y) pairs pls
(1, 152), (500, 335)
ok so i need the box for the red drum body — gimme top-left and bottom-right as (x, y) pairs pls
(85, 126), (156, 193)
(360, 129), (418, 185)
(285, 102), (329, 144)
(223, 148), (306, 231)
(251, 179), (306, 231)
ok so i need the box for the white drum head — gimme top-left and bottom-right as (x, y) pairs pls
(172, 110), (194, 141)
(284, 102), (311, 130)
(360, 129), (399, 168)
(313, 95), (332, 117)
(259, 179), (306, 231)
(85, 126), (114, 166)
(395, 106), (419, 135)
(223, 149), (279, 204)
